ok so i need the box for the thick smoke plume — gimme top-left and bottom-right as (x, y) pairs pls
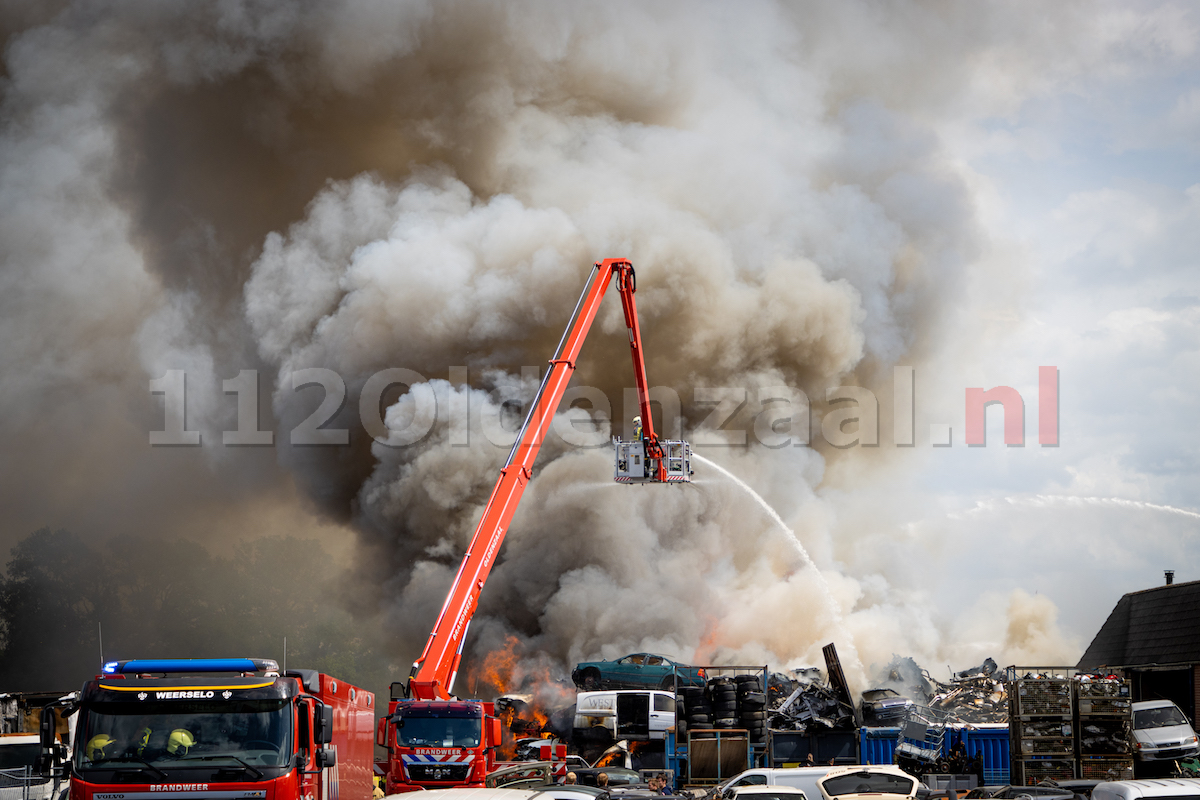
(1, 0), (1148, 694)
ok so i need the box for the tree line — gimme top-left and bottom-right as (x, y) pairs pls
(0, 528), (393, 694)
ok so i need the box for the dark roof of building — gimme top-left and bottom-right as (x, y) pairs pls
(1078, 579), (1200, 669)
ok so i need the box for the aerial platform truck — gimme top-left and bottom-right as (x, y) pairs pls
(378, 259), (692, 792)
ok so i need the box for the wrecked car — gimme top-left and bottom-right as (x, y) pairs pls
(860, 688), (913, 725)
(572, 654), (706, 691)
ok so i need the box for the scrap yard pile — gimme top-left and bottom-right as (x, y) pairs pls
(858, 656), (1010, 728)
(927, 658), (1009, 723)
(766, 668), (856, 731)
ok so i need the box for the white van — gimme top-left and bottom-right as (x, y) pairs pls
(572, 690), (675, 742)
(1131, 700), (1200, 762)
(1092, 778), (1200, 800)
(718, 767), (848, 800)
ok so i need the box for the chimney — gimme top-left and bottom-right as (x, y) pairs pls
(1165, 570), (1175, 586)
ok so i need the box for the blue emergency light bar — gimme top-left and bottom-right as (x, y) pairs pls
(102, 658), (279, 675)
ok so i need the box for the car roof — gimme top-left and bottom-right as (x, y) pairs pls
(732, 787), (810, 795)
(533, 787), (610, 800)
(1094, 778), (1200, 796)
(385, 789), (541, 800)
(574, 768), (639, 777)
(1131, 700), (1181, 710)
(820, 765), (915, 782)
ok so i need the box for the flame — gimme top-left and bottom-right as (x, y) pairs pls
(692, 617), (723, 664)
(473, 634), (521, 696)
(465, 636), (563, 760)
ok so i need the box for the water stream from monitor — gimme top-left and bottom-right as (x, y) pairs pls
(691, 452), (859, 670)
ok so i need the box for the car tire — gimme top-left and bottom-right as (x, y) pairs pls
(661, 676), (677, 690)
(581, 668), (602, 691)
(715, 717), (738, 728)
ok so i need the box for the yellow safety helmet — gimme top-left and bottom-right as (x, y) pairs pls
(86, 734), (115, 761)
(136, 727), (152, 755)
(167, 729), (195, 755)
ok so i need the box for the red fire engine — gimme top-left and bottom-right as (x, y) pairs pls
(378, 259), (691, 792)
(41, 658), (375, 800)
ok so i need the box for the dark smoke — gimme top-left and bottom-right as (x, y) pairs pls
(0, 1), (1108, 697)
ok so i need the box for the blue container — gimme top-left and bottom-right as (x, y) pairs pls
(859, 727), (1010, 786)
(861, 728), (902, 765)
(962, 728), (1010, 785)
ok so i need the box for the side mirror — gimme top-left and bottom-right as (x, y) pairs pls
(36, 707), (58, 777)
(488, 717), (502, 749)
(39, 707), (57, 747)
(316, 747), (337, 769)
(376, 717), (391, 748)
(315, 705), (334, 745)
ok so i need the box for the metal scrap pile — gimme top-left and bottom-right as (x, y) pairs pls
(766, 668), (856, 732)
(927, 658), (1009, 724)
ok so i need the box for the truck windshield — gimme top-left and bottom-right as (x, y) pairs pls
(74, 699), (292, 769)
(397, 717), (481, 747)
(0, 742), (41, 770)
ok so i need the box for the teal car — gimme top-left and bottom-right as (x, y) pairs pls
(571, 653), (706, 690)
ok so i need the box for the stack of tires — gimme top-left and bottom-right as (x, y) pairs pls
(680, 685), (711, 738)
(677, 676), (768, 746)
(735, 674), (768, 745)
(709, 677), (739, 728)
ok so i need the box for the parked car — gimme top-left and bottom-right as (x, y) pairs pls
(730, 786), (811, 800)
(1040, 780), (1103, 800)
(393, 788), (610, 800)
(964, 786), (1080, 796)
(817, 766), (919, 800)
(983, 787), (1076, 800)
(859, 689), (913, 725)
(570, 768), (642, 787)
(1092, 778), (1200, 800)
(572, 654), (706, 691)
(717, 767), (844, 800)
(1131, 700), (1200, 762)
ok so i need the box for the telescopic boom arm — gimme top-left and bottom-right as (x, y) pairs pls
(407, 259), (667, 700)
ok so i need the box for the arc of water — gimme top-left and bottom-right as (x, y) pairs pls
(691, 453), (861, 675)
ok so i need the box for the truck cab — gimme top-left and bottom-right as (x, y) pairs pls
(51, 658), (374, 800)
(377, 695), (504, 793)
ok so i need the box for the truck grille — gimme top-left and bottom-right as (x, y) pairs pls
(406, 763), (471, 782)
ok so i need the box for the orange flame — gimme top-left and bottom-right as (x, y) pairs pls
(692, 617), (723, 665)
(473, 634), (521, 697)
(465, 636), (563, 761)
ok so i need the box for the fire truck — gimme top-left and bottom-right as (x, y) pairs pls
(377, 258), (692, 792)
(39, 658), (375, 800)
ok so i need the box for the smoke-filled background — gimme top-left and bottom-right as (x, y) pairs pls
(2, 0), (1199, 697)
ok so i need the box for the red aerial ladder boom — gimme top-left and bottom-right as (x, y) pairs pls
(407, 258), (690, 701)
